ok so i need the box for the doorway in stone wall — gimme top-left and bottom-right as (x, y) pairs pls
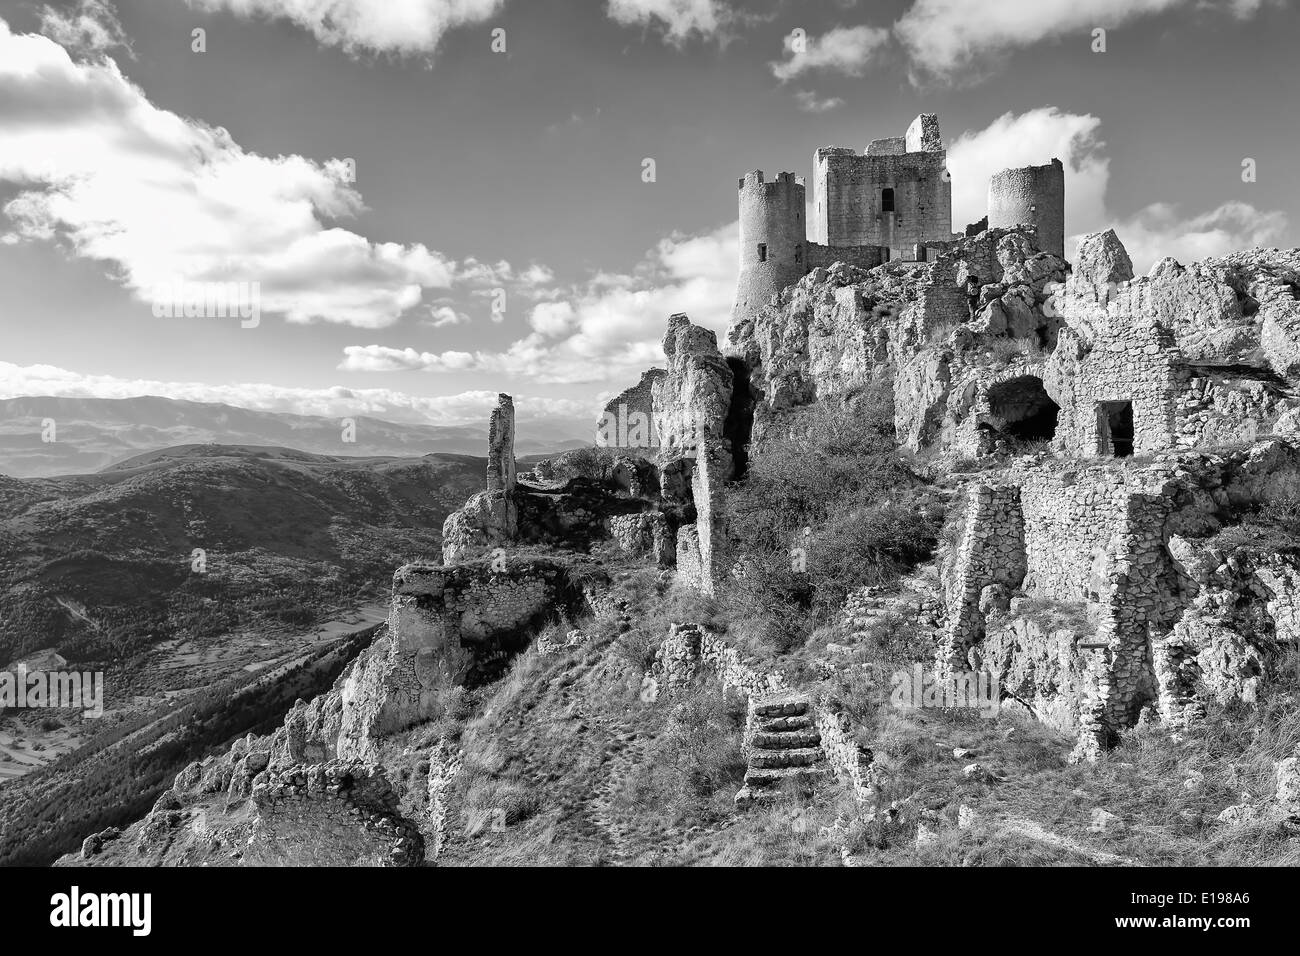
(1097, 400), (1134, 457)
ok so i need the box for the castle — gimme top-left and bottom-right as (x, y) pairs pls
(103, 112), (1300, 867)
(734, 113), (1065, 325)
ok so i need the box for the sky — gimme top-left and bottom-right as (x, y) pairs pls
(0, 0), (1296, 436)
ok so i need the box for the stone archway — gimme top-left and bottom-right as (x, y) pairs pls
(985, 375), (1059, 443)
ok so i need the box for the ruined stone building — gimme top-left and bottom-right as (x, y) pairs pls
(734, 113), (1066, 325)
(361, 114), (1300, 773)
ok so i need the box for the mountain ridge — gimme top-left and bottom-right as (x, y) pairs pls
(0, 395), (589, 478)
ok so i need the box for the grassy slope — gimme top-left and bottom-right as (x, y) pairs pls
(419, 568), (1300, 867)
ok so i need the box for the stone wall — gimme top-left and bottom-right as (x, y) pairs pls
(653, 623), (785, 701)
(1047, 305), (1182, 460)
(244, 760), (423, 866)
(609, 511), (673, 566)
(813, 113), (951, 260)
(939, 483), (1027, 670)
(815, 709), (874, 805)
(426, 738), (463, 859)
(941, 443), (1300, 757)
(598, 368), (665, 458)
(652, 313), (734, 462)
(389, 557), (605, 695)
(688, 438), (729, 595)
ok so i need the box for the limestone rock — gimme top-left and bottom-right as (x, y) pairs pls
(1088, 808), (1121, 833)
(1075, 229), (1134, 287)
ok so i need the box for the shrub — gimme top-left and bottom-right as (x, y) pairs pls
(723, 399), (941, 653)
(654, 687), (747, 799)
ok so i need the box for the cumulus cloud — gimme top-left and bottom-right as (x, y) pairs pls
(0, 20), (521, 328)
(38, 0), (133, 58)
(793, 90), (844, 113)
(604, 0), (732, 45)
(340, 222), (739, 385)
(771, 25), (889, 81)
(0, 360), (590, 428)
(948, 107), (1289, 272)
(427, 304), (470, 328)
(185, 0), (505, 58)
(895, 0), (1275, 83)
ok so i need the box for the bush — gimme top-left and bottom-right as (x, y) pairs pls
(1208, 492), (1300, 554)
(654, 688), (747, 799)
(723, 398), (941, 653)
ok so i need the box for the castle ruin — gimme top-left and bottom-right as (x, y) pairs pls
(734, 113), (1066, 327)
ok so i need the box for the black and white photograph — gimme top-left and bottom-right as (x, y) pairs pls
(0, 0), (1295, 930)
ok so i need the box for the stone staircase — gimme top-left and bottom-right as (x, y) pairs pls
(735, 689), (829, 806)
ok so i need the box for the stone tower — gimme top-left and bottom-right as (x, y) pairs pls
(733, 171), (808, 324)
(486, 393), (516, 493)
(988, 159), (1066, 258)
(812, 113), (952, 261)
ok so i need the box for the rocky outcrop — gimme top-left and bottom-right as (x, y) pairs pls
(487, 393), (516, 493)
(441, 489), (517, 564)
(653, 313), (734, 468)
(1074, 228), (1133, 288)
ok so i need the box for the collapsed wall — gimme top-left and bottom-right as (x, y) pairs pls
(445, 392), (674, 565)
(940, 442), (1300, 757)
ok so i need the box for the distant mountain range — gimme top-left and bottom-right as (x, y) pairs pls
(0, 395), (589, 478)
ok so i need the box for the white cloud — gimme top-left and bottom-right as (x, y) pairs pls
(39, 0), (133, 58)
(793, 90), (845, 113)
(895, 0), (1275, 83)
(947, 107), (1289, 272)
(771, 25), (889, 81)
(340, 222), (739, 385)
(605, 0), (732, 45)
(0, 20), (520, 328)
(185, 0), (505, 58)
(428, 304), (470, 327)
(0, 360), (589, 428)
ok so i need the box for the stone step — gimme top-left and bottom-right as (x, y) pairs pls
(743, 765), (829, 789)
(751, 691), (810, 718)
(755, 714), (814, 732)
(751, 730), (822, 750)
(748, 747), (825, 770)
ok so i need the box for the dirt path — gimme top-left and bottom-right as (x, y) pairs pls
(998, 816), (1138, 866)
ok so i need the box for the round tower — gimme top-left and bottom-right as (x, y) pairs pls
(988, 159), (1065, 257)
(734, 170), (807, 324)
